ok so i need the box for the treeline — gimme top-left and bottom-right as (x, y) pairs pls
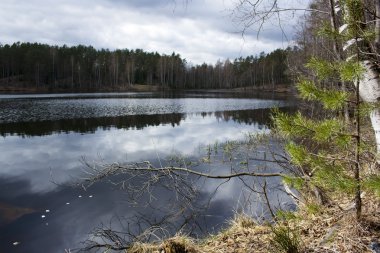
(0, 42), (291, 90)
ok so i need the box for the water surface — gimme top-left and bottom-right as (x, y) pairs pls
(0, 91), (294, 252)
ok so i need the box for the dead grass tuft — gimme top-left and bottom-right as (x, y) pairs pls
(127, 242), (157, 253)
(291, 193), (380, 252)
(159, 236), (198, 253)
(126, 196), (380, 252)
(201, 214), (271, 253)
(126, 235), (198, 253)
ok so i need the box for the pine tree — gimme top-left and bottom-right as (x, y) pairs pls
(273, 0), (380, 219)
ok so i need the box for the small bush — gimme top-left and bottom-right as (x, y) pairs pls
(270, 225), (302, 253)
(276, 210), (299, 221)
(305, 203), (321, 215)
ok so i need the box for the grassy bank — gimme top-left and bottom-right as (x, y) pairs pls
(122, 194), (379, 253)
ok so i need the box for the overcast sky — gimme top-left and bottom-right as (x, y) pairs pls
(0, 0), (309, 64)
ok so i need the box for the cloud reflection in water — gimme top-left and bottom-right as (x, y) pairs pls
(0, 97), (293, 252)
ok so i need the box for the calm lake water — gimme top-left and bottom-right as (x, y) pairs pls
(0, 91), (294, 252)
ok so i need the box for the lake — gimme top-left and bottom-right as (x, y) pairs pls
(0, 91), (295, 252)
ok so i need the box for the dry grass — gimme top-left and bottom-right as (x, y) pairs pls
(124, 195), (380, 253)
(289, 193), (380, 253)
(201, 215), (272, 253)
(123, 215), (272, 253)
(123, 235), (199, 253)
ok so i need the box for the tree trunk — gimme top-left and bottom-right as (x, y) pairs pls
(329, 0), (350, 122)
(359, 61), (380, 162)
(370, 108), (380, 159)
(342, 0), (380, 162)
(355, 77), (362, 219)
(71, 56), (74, 88)
(376, 0), (380, 50)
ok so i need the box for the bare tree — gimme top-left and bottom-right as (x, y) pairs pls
(231, 0), (328, 36)
(75, 133), (300, 251)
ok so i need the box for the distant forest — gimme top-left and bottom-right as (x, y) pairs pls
(0, 42), (291, 91)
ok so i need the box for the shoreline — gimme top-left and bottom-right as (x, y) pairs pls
(0, 84), (294, 95)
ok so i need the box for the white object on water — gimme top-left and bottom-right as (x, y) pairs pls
(66, 202), (70, 205)
(89, 195), (93, 198)
(13, 242), (20, 246)
(45, 209), (50, 213)
(78, 195), (82, 198)
(41, 215), (46, 218)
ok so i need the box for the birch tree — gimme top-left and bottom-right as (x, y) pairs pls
(233, 0), (380, 159)
(338, 0), (380, 160)
(231, 0), (380, 219)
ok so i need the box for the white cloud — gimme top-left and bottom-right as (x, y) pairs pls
(0, 0), (309, 64)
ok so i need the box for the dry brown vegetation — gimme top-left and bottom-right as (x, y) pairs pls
(293, 195), (380, 252)
(118, 193), (379, 253)
(118, 215), (272, 253)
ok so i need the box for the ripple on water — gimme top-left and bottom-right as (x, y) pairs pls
(0, 97), (286, 123)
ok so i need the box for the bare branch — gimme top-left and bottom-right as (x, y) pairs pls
(231, 0), (328, 37)
(81, 161), (283, 185)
